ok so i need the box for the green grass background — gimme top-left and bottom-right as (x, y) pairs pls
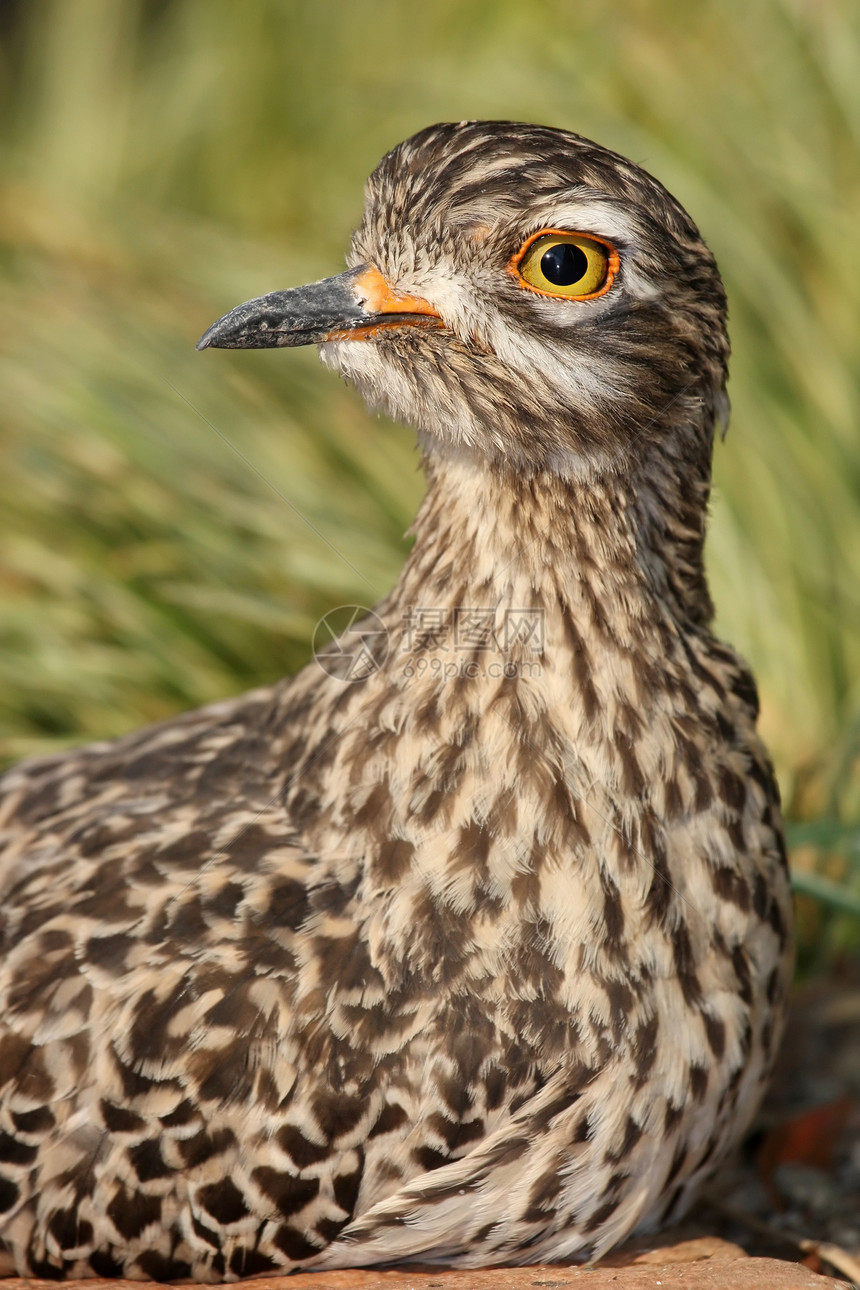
(0, 0), (857, 964)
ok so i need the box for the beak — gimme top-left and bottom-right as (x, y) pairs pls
(197, 264), (441, 351)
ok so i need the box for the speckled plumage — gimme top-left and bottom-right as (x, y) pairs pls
(0, 121), (792, 1280)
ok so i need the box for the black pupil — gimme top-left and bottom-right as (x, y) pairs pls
(540, 241), (589, 286)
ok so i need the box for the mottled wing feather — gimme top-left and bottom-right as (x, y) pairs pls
(0, 689), (545, 1279)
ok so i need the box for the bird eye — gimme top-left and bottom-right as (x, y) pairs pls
(511, 231), (618, 300)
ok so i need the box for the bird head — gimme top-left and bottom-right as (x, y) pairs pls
(199, 121), (729, 484)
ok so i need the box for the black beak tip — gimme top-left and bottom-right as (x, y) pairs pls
(196, 305), (253, 351)
(196, 316), (232, 350)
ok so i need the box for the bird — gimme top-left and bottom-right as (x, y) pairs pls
(0, 120), (793, 1281)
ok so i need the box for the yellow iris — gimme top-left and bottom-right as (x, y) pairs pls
(514, 232), (616, 299)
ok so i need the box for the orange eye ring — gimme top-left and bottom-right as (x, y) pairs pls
(508, 229), (620, 301)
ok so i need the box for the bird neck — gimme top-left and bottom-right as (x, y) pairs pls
(279, 442), (727, 934)
(386, 448), (713, 634)
(279, 442), (729, 895)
